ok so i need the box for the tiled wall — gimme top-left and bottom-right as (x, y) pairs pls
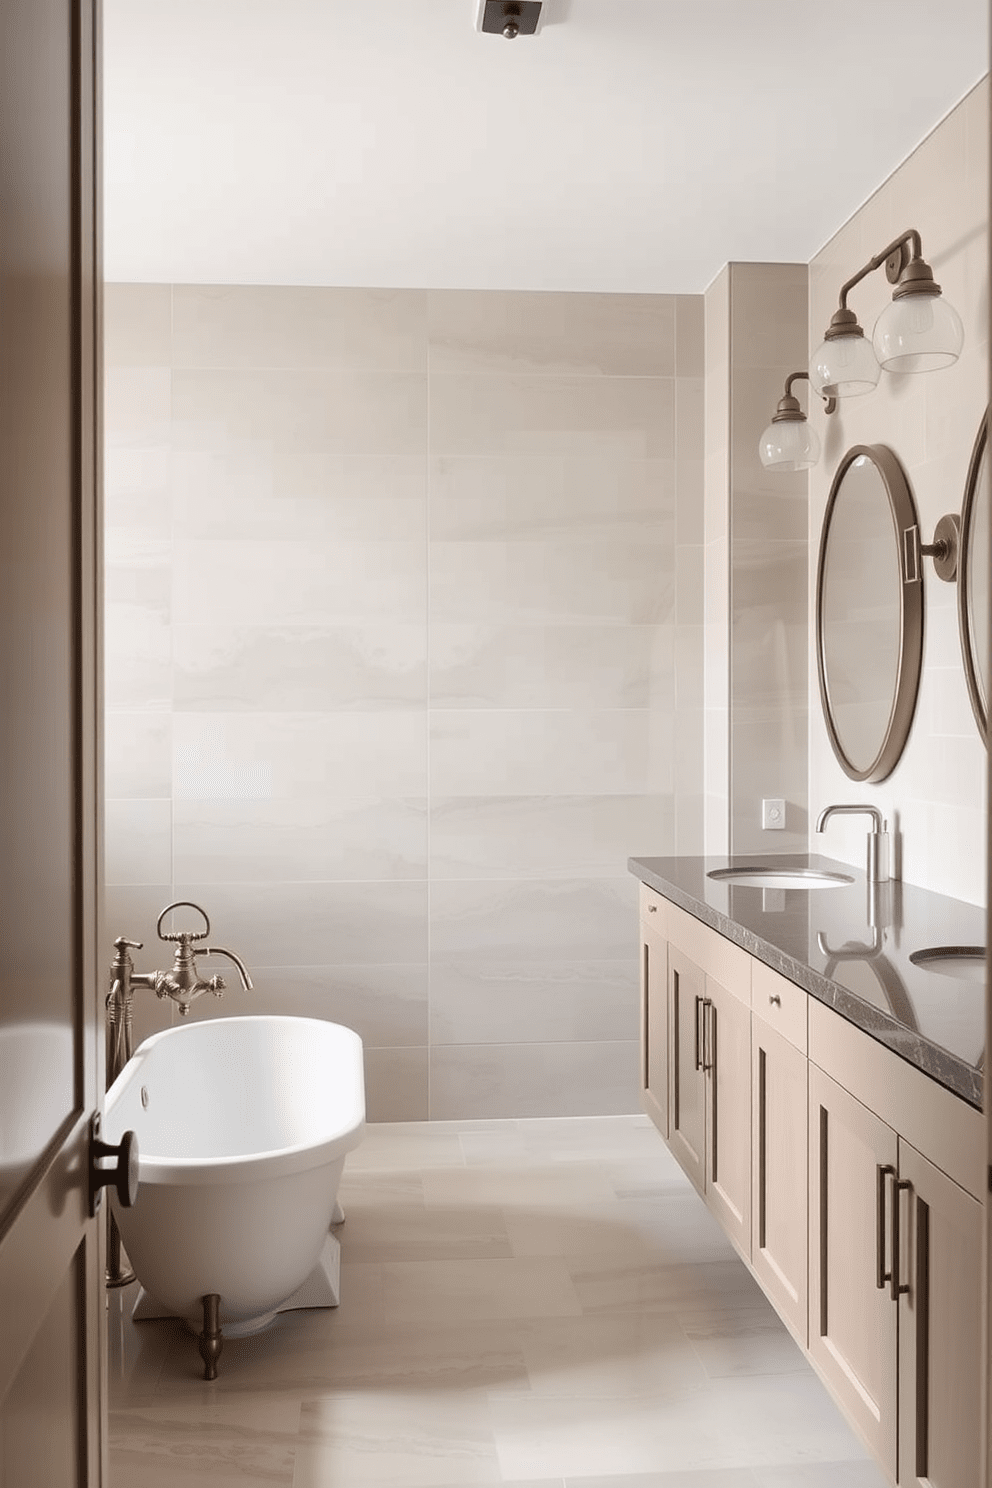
(728, 262), (809, 856)
(806, 80), (989, 904)
(703, 262), (810, 857)
(103, 285), (705, 1119)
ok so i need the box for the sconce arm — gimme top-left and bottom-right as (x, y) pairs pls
(836, 228), (924, 311)
(780, 370), (837, 417)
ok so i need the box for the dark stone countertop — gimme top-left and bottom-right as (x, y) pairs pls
(628, 853), (986, 1110)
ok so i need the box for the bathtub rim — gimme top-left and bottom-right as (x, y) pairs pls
(104, 1013), (365, 1186)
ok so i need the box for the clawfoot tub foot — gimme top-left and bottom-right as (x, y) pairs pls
(198, 1293), (223, 1380)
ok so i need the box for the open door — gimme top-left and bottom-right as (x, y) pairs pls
(0, 0), (105, 1483)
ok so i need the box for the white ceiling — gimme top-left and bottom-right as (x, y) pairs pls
(103, 0), (989, 294)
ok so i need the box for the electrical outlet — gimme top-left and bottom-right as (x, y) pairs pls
(762, 798), (786, 830)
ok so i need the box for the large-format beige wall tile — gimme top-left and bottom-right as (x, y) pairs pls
(363, 1046), (429, 1122)
(731, 540), (808, 711)
(429, 1041), (639, 1120)
(104, 536), (172, 711)
(428, 290), (676, 376)
(429, 711), (672, 797)
(677, 295), (705, 379)
(428, 623), (674, 710)
(429, 455), (675, 542)
(428, 795), (674, 879)
(731, 709), (809, 850)
(183, 963), (429, 1048)
(429, 540), (674, 627)
(173, 285), (427, 371)
(105, 712), (172, 799)
(430, 878), (636, 963)
(104, 283), (171, 367)
(173, 623), (427, 712)
(173, 538), (427, 626)
(172, 452), (426, 542)
(173, 797), (428, 882)
(429, 960), (637, 1045)
(430, 374), (675, 458)
(731, 261), (807, 371)
(104, 799), (172, 886)
(172, 711), (427, 798)
(172, 881), (430, 965)
(172, 368), (428, 457)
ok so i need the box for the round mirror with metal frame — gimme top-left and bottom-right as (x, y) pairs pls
(816, 444), (923, 783)
(958, 407), (989, 744)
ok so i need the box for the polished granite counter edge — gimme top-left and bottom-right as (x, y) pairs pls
(629, 856), (984, 1112)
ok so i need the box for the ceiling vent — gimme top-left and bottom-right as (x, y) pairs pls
(475, 1), (544, 38)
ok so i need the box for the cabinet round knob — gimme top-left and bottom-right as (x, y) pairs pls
(769, 994), (782, 1006)
(648, 904), (657, 913)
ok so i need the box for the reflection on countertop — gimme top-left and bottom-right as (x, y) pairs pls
(628, 853), (986, 1110)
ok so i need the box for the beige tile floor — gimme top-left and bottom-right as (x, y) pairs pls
(106, 1115), (889, 1487)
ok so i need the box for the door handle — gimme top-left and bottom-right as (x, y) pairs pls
(89, 1113), (139, 1217)
(876, 1163), (895, 1290)
(890, 1176), (912, 1302)
(695, 994), (704, 1071)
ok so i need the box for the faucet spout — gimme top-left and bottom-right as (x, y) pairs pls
(816, 803), (890, 883)
(815, 803), (884, 835)
(203, 946), (254, 992)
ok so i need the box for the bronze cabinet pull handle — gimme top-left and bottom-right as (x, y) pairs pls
(876, 1163), (896, 1290)
(891, 1177), (912, 1301)
(695, 995), (704, 1071)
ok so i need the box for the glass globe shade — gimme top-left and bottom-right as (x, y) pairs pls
(809, 334), (880, 399)
(758, 418), (820, 472)
(872, 293), (964, 372)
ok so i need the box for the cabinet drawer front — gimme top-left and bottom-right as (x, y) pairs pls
(751, 961), (807, 1053)
(639, 883), (669, 935)
(668, 901), (750, 1006)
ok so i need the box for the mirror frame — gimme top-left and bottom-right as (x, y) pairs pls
(958, 405), (989, 745)
(816, 443), (924, 783)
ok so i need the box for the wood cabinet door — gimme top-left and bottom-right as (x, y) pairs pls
(896, 1140), (981, 1488)
(808, 1063), (898, 1478)
(640, 924), (668, 1138)
(705, 976), (751, 1259)
(668, 946), (706, 1195)
(752, 1017), (807, 1345)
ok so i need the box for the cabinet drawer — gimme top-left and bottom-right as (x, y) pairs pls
(751, 961), (807, 1053)
(667, 900), (750, 1006)
(639, 883), (669, 935)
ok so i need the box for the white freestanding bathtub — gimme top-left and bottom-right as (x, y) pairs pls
(103, 1015), (365, 1341)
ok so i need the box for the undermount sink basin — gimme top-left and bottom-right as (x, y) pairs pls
(707, 867), (856, 891)
(908, 946), (987, 984)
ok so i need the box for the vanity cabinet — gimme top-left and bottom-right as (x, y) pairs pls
(639, 895), (669, 1138)
(896, 1141), (981, 1488)
(808, 1000), (984, 1488)
(751, 964), (808, 1347)
(665, 901), (751, 1260)
(808, 1062), (899, 1476)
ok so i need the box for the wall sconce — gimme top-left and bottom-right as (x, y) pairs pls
(809, 228), (963, 400)
(758, 371), (836, 471)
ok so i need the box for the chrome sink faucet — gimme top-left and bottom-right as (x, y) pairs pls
(815, 804), (890, 883)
